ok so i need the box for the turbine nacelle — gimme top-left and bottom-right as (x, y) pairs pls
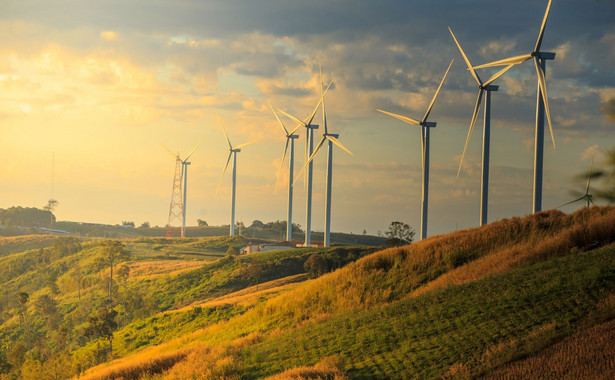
(532, 52), (556, 60)
(480, 84), (499, 92)
(422, 121), (437, 128)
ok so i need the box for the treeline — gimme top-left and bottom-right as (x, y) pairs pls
(0, 207), (55, 228)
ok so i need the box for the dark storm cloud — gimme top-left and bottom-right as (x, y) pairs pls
(601, 99), (615, 122)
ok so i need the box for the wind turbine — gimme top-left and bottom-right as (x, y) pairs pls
(377, 59), (454, 241)
(471, 0), (556, 213)
(269, 100), (301, 242)
(216, 114), (255, 236)
(449, 27), (517, 226)
(559, 159), (595, 209)
(293, 67), (353, 247)
(162, 137), (205, 238)
(277, 80), (332, 247)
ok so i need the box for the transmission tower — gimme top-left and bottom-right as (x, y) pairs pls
(166, 157), (184, 238)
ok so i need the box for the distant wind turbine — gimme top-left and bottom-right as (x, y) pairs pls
(472, 0), (556, 213)
(216, 114), (255, 236)
(377, 59), (454, 240)
(294, 66), (353, 247)
(277, 80), (332, 247)
(162, 137), (205, 238)
(449, 27), (516, 226)
(268, 100), (301, 241)
(559, 158), (595, 209)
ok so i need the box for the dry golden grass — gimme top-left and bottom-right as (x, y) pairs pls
(128, 260), (204, 278)
(77, 207), (615, 379)
(265, 356), (349, 380)
(171, 274), (308, 313)
(161, 332), (263, 380)
(411, 206), (615, 297)
(77, 348), (191, 380)
(484, 318), (615, 379)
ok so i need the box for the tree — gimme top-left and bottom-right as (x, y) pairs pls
(116, 263), (130, 283)
(84, 308), (118, 357)
(96, 240), (131, 301)
(139, 221), (150, 228)
(385, 221), (415, 246)
(197, 219), (208, 227)
(245, 263), (265, 291)
(43, 199), (58, 231)
(45, 269), (60, 300)
(121, 221), (134, 227)
(18, 292), (31, 348)
(589, 147), (615, 203)
(304, 254), (328, 278)
(250, 220), (265, 228)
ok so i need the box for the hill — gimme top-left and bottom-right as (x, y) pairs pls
(0, 207), (614, 378)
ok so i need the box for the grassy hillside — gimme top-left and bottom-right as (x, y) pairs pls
(0, 233), (376, 378)
(75, 207), (615, 379)
(1, 207), (613, 379)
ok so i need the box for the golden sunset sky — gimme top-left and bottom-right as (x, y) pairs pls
(1, 0), (614, 236)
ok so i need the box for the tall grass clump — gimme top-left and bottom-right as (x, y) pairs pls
(261, 207), (615, 327)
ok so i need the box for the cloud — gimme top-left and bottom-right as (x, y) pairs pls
(100, 30), (118, 41)
(600, 99), (615, 122)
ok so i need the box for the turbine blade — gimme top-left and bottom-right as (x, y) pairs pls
(289, 123), (301, 135)
(558, 196), (586, 208)
(458, 89), (484, 178)
(422, 58), (454, 123)
(449, 28), (481, 85)
(326, 135), (353, 155)
(535, 0), (553, 53)
(268, 100), (289, 135)
(216, 152), (233, 197)
(277, 108), (305, 127)
(585, 157), (594, 194)
(377, 109), (420, 125)
(275, 138), (290, 193)
(305, 80), (333, 126)
(472, 54), (532, 69)
(184, 136), (206, 161)
(293, 137), (326, 187)
(320, 65), (328, 135)
(589, 197), (596, 206)
(160, 143), (178, 159)
(483, 64), (516, 87)
(534, 57), (555, 149)
(217, 113), (233, 149)
(234, 140), (256, 150)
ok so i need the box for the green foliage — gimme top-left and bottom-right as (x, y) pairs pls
(0, 207), (55, 228)
(589, 146), (615, 202)
(385, 221), (415, 246)
(84, 308), (118, 356)
(197, 219), (208, 227)
(239, 244), (615, 378)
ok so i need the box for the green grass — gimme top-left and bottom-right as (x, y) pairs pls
(238, 243), (615, 378)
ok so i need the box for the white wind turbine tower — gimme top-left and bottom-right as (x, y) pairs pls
(471, 0), (556, 213)
(377, 59), (454, 241)
(293, 67), (353, 247)
(277, 81), (332, 247)
(449, 27), (517, 226)
(216, 114), (255, 236)
(268, 101), (301, 241)
(559, 159), (595, 209)
(162, 137), (205, 238)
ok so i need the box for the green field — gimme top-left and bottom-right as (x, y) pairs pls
(0, 207), (613, 379)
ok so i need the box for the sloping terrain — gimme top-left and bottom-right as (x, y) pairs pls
(76, 207), (615, 379)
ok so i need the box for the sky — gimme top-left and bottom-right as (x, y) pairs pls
(1, 0), (614, 238)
